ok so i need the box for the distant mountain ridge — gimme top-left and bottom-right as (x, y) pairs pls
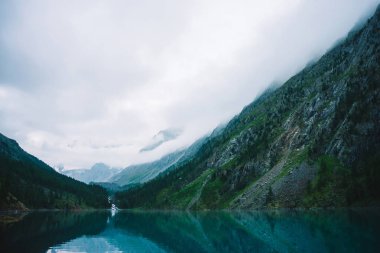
(0, 133), (108, 210)
(110, 134), (212, 187)
(140, 128), (182, 152)
(61, 163), (121, 184)
(59, 130), (218, 188)
(115, 6), (380, 209)
(110, 150), (186, 186)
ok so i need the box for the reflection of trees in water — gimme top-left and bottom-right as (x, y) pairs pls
(0, 211), (109, 253)
(112, 211), (278, 252)
(113, 210), (380, 253)
(0, 212), (28, 224)
(0, 210), (379, 253)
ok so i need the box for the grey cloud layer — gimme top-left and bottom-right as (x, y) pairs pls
(0, 0), (378, 169)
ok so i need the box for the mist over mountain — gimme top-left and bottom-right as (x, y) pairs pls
(111, 135), (209, 187)
(116, 5), (380, 210)
(139, 128), (182, 152)
(0, 1), (379, 214)
(61, 163), (121, 184)
(1, 3), (380, 253)
(1, 0), (377, 169)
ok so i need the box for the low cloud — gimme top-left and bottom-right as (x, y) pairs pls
(140, 128), (182, 152)
(0, 0), (378, 169)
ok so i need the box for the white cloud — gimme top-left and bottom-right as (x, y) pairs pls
(0, 0), (378, 169)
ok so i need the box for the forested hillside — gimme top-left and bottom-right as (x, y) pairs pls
(116, 6), (380, 210)
(0, 133), (108, 210)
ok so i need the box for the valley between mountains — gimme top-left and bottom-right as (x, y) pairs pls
(1, 6), (380, 211)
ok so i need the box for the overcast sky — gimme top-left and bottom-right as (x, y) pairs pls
(0, 0), (378, 169)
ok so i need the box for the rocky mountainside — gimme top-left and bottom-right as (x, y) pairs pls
(110, 135), (209, 187)
(61, 163), (121, 184)
(116, 6), (380, 209)
(0, 133), (108, 210)
(110, 150), (186, 187)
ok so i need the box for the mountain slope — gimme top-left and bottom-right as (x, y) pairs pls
(110, 135), (209, 187)
(110, 150), (186, 186)
(0, 133), (108, 210)
(61, 163), (121, 184)
(116, 6), (380, 209)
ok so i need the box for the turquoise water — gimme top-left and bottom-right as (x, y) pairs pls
(0, 209), (379, 252)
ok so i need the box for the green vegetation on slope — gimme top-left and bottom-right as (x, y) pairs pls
(303, 153), (380, 208)
(0, 134), (108, 210)
(116, 6), (380, 209)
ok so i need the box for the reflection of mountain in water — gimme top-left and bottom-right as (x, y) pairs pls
(49, 226), (167, 253)
(0, 211), (108, 253)
(48, 231), (166, 253)
(1, 210), (380, 253)
(111, 210), (380, 253)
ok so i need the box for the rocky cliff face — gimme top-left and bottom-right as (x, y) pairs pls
(116, 6), (380, 209)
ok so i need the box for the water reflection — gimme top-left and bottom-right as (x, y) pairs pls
(1, 209), (379, 253)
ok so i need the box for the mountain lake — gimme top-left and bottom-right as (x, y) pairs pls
(1, 209), (379, 253)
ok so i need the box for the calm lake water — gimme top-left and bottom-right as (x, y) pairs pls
(0, 209), (379, 253)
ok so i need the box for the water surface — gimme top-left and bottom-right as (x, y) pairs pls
(0, 209), (379, 253)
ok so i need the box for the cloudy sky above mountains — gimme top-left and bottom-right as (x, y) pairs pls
(0, 0), (378, 169)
